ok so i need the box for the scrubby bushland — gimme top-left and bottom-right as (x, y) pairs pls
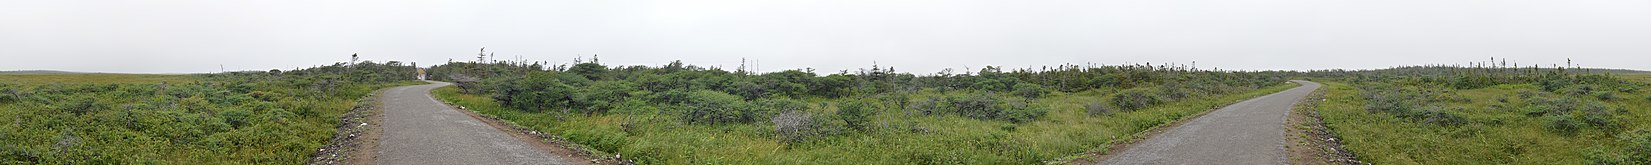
(423, 55), (1296, 164)
(0, 60), (418, 164)
(1307, 60), (1651, 164)
(681, 90), (764, 124)
(938, 92), (1048, 123)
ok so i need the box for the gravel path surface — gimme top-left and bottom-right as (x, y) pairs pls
(1098, 80), (1322, 165)
(375, 81), (573, 165)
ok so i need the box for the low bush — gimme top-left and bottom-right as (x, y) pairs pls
(1011, 83), (1047, 99)
(221, 109), (253, 129)
(1541, 78), (1571, 92)
(59, 96), (106, 115)
(0, 86), (17, 103)
(1587, 128), (1651, 164)
(942, 92), (1048, 123)
(1158, 83), (1192, 101)
(1414, 107), (1467, 127)
(1595, 92), (1618, 101)
(1085, 101), (1113, 116)
(836, 99), (875, 131)
(772, 110), (820, 144)
(904, 96), (942, 116)
(1546, 115), (1581, 136)
(682, 90), (760, 124)
(1110, 88), (1161, 111)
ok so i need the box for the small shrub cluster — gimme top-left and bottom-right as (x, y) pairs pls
(1525, 97), (1619, 134)
(1085, 101), (1114, 116)
(1011, 83), (1047, 99)
(836, 99), (876, 131)
(1415, 107), (1468, 127)
(1586, 128), (1651, 164)
(0, 85), (21, 103)
(681, 90), (767, 124)
(1110, 88), (1161, 111)
(1359, 85), (1468, 127)
(940, 92), (1048, 123)
(770, 110), (828, 144)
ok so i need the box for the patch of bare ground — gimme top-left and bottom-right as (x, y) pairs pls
(1285, 84), (1364, 165)
(442, 103), (631, 165)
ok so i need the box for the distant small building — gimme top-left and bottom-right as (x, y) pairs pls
(416, 68), (427, 80)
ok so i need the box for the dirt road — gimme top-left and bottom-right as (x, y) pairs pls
(375, 81), (573, 165)
(1098, 80), (1322, 165)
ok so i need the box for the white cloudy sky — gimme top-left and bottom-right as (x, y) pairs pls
(2, 0), (1648, 74)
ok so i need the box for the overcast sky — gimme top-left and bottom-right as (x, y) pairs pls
(2, 0), (1648, 74)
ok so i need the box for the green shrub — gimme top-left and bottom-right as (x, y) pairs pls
(1620, 129), (1651, 162)
(221, 109), (253, 129)
(1110, 88), (1161, 111)
(0, 86), (16, 103)
(1587, 128), (1651, 164)
(498, 72), (579, 113)
(681, 90), (759, 124)
(1415, 107), (1467, 127)
(59, 96), (105, 115)
(935, 92), (1049, 123)
(1541, 78), (1572, 92)
(1011, 83), (1047, 99)
(836, 99), (875, 131)
(1158, 83), (1192, 101)
(1085, 101), (1114, 116)
(576, 81), (638, 112)
(1594, 92), (1618, 101)
(1546, 115), (1581, 135)
(1578, 102), (1617, 129)
(998, 101), (1048, 123)
(755, 98), (809, 113)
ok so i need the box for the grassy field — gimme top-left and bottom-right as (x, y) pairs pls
(434, 82), (1299, 164)
(1317, 80), (1651, 164)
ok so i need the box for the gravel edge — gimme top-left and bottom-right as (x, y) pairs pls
(1284, 82), (1365, 165)
(306, 89), (386, 165)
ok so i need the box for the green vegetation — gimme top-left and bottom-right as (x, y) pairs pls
(1309, 64), (1651, 164)
(0, 61), (418, 164)
(428, 57), (1298, 164)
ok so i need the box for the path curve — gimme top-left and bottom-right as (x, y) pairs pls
(375, 81), (573, 165)
(1098, 80), (1322, 165)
